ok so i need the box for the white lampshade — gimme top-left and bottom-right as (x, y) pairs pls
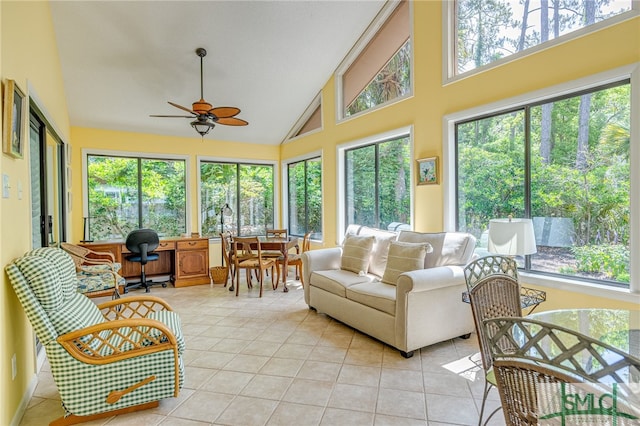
(487, 218), (537, 256)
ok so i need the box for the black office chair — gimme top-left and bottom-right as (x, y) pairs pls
(125, 229), (167, 292)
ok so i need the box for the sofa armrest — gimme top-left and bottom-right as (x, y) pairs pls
(395, 265), (465, 294)
(302, 247), (342, 304)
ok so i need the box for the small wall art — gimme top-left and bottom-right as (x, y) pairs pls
(3, 79), (26, 159)
(417, 156), (439, 185)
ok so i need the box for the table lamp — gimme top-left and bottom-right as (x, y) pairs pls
(487, 217), (537, 256)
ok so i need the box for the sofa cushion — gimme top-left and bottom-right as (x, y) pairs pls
(346, 281), (397, 316)
(358, 226), (398, 277)
(341, 234), (376, 274)
(310, 269), (373, 298)
(398, 231), (474, 268)
(381, 241), (429, 285)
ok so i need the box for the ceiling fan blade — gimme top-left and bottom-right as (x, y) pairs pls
(150, 114), (194, 118)
(168, 101), (197, 115)
(210, 106), (241, 118)
(216, 117), (248, 126)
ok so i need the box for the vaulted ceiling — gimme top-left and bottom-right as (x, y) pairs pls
(49, 1), (386, 145)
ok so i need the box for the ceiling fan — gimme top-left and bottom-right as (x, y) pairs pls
(151, 47), (248, 137)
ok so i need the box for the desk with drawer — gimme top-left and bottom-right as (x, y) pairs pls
(80, 237), (210, 287)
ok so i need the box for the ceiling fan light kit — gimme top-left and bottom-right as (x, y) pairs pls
(151, 47), (248, 138)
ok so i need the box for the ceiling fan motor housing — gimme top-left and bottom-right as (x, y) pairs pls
(192, 99), (213, 114)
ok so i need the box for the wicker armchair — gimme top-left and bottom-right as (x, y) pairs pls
(6, 247), (184, 425)
(484, 317), (640, 426)
(61, 242), (126, 299)
(463, 255), (521, 426)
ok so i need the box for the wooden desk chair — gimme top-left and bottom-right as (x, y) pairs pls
(232, 236), (278, 297)
(484, 317), (640, 426)
(277, 231), (311, 286)
(463, 255), (521, 426)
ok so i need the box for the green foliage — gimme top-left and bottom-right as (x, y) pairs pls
(87, 156), (186, 239)
(346, 137), (410, 229)
(572, 244), (630, 282)
(346, 40), (411, 116)
(457, 82), (630, 285)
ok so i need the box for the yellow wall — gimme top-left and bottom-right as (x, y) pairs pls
(1, 1), (71, 424)
(1, 1), (639, 424)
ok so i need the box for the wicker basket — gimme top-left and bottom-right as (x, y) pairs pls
(209, 266), (228, 284)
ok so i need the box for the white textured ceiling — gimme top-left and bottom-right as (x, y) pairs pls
(49, 1), (385, 145)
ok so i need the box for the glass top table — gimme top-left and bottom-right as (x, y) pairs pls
(528, 308), (640, 359)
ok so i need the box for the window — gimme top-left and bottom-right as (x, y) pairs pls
(287, 157), (322, 240)
(200, 161), (274, 237)
(456, 80), (631, 287)
(454, 0), (634, 76)
(87, 154), (186, 240)
(344, 134), (411, 231)
(339, 0), (411, 118)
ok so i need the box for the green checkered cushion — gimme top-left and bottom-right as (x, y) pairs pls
(148, 310), (185, 354)
(49, 293), (106, 337)
(24, 247), (78, 301)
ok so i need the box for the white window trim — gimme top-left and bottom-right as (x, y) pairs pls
(442, 63), (640, 300)
(442, 1), (640, 85)
(282, 94), (323, 144)
(337, 125), (414, 245)
(281, 150), (323, 242)
(335, 0), (414, 123)
(82, 149), (192, 235)
(196, 156), (279, 238)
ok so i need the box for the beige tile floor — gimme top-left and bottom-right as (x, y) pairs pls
(19, 274), (506, 426)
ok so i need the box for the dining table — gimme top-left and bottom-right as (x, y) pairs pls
(528, 308), (640, 359)
(228, 235), (299, 293)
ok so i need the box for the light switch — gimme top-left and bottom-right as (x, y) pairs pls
(2, 174), (10, 198)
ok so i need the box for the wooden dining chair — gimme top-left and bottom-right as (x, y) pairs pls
(219, 232), (235, 287)
(232, 236), (278, 297)
(463, 255), (521, 426)
(484, 316), (640, 426)
(277, 231), (311, 287)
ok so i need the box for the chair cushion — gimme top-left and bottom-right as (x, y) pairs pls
(127, 253), (160, 262)
(310, 269), (373, 298)
(340, 234), (375, 274)
(381, 241), (429, 285)
(49, 293), (106, 336)
(346, 281), (396, 315)
(77, 267), (125, 294)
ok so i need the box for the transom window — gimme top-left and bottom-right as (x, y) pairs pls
(456, 80), (631, 287)
(344, 134), (411, 231)
(86, 154), (186, 240)
(287, 156), (322, 240)
(200, 161), (274, 237)
(339, 0), (411, 119)
(454, 0), (634, 76)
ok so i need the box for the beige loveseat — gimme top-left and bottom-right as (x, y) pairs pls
(302, 225), (476, 357)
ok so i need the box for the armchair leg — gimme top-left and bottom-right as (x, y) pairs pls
(49, 401), (159, 426)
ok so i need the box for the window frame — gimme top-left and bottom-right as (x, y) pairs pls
(443, 1), (640, 84)
(443, 64), (640, 301)
(82, 149), (191, 239)
(197, 156), (279, 239)
(335, 0), (414, 122)
(282, 151), (323, 241)
(337, 126), (414, 243)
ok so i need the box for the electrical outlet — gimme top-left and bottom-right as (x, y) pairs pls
(11, 354), (17, 380)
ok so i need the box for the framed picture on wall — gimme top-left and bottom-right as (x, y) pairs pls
(3, 79), (26, 159)
(417, 156), (439, 185)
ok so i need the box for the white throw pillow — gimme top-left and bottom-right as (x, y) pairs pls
(341, 234), (376, 274)
(381, 241), (430, 285)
